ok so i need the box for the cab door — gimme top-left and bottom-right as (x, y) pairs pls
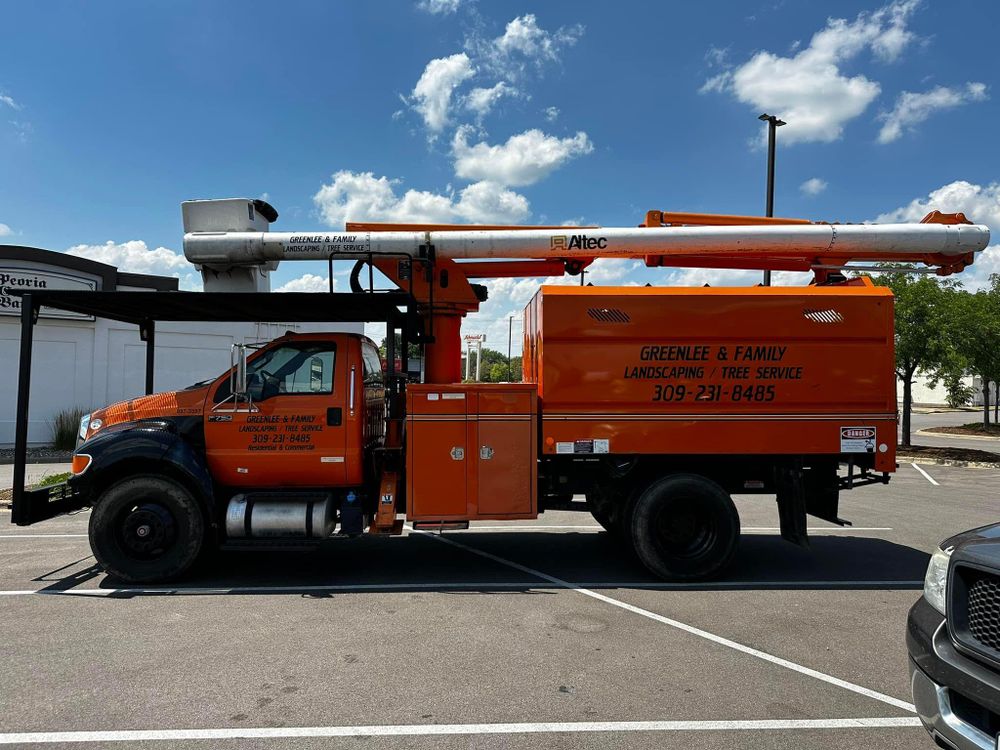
(205, 340), (349, 487)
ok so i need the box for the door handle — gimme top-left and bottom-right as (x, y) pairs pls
(327, 407), (342, 426)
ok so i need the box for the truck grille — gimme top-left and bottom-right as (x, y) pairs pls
(952, 566), (1000, 665)
(968, 574), (1000, 650)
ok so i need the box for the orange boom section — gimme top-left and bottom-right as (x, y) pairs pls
(525, 278), (896, 473)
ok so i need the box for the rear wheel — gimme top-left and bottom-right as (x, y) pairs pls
(89, 475), (205, 583)
(630, 474), (739, 580)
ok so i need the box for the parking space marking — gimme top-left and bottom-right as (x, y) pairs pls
(464, 526), (893, 533)
(0, 578), (924, 597)
(419, 531), (917, 713)
(0, 534), (88, 539)
(910, 463), (940, 486)
(0, 582), (538, 597)
(0, 717), (924, 744)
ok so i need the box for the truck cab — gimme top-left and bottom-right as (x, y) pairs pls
(69, 332), (386, 582)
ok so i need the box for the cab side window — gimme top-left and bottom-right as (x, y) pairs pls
(216, 343), (337, 402)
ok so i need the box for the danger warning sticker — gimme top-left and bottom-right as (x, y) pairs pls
(555, 439), (610, 455)
(840, 426), (876, 453)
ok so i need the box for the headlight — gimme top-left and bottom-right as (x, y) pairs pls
(78, 414), (91, 441)
(923, 546), (953, 615)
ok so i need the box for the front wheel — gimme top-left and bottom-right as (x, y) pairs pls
(89, 475), (205, 583)
(630, 474), (739, 580)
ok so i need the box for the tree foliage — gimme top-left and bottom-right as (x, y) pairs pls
(943, 274), (1000, 426)
(874, 274), (958, 445)
(465, 347), (522, 382)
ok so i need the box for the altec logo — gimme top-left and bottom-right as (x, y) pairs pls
(550, 235), (608, 251)
(841, 427), (876, 439)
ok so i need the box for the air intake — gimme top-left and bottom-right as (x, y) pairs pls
(803, 308), (844, 324)
(587, 307), (631, 323)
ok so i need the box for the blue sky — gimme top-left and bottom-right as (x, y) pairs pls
(2, 0), (998, 349)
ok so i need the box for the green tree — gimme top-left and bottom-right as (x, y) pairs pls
(875, 274), (958, 445)
(378, 335), (422, 362)
(465, 347), (522, 382)
(947, 275), (1000, 427)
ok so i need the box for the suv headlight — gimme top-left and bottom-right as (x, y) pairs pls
(78, 414), (91, 442)
(923, 546), (953, 615)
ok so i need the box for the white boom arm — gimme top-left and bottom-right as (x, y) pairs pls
(181, 199), (991, 289)
(184, 223), (989, 264)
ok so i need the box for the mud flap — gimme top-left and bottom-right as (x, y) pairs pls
(775, 465), (808, 548)
(804, 463), (851, 526)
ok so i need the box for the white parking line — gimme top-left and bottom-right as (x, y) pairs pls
(419, 531), (917, 713)
(464, 526), (892, 533)
(0, 579), (924, 597)
(910, 463), (940, 486)
(0, 717), (923, 744)
(0, 527), (893, 540)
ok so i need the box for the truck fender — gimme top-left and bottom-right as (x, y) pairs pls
(77, 421), (217, 522)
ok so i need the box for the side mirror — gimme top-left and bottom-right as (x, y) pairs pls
(231, 344), (249, 400)
(247, 374), (265, 401)
(310, 356), (324, 392)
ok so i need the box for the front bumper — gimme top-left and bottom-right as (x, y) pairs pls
(908, 596), (1000, 749)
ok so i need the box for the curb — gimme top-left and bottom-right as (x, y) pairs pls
(916, 429), (1000, 443)
(898, 455), (1000, 469)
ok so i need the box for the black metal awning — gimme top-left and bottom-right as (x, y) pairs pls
(10, 289), (419, 525)
(14, 290), (417, 325)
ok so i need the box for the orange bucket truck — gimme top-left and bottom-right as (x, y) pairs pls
(9, 199), (990, 582)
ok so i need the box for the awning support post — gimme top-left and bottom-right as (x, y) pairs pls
(12, 293), (38, 525)
(140, 319), (155, 395)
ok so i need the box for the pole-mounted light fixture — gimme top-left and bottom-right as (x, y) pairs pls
(758, 113), (786, 286)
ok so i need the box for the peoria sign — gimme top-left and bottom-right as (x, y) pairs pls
(0, 268), (97, 320)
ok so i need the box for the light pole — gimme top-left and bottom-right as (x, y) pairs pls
(507, 316), (513, 382)
(758, 113), (786, 286)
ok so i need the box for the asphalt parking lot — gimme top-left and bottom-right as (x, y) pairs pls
(0, 461), (997, 749)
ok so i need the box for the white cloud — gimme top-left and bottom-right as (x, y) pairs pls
(313, 170), (530, 227)
(874, 180), (1000, 228)
(874, 180), (1000, 290)
(800, 177), (828, 196)
(470, 14), (583, 81)
(65, 240), (201, 290)
(462, 259), (638, 354)
(0, 222), (12, 236)
(452, 126), (593, 187)
(701, 0), (920, 144)
(0, 94), (20, 111)
(465, 82), (516, 118)
(877, 82), (988, 143)
(665, 268), (809, 287)
(274, 273), (335, 293)
(417, 0), (461, 14)
(492, 14), (581, 64)
(411, 53), (475, 134)
(544, 106), (559, 122)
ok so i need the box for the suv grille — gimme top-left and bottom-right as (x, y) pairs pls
(952, 566), (1000, 665)
(968, 574), (1000, 651)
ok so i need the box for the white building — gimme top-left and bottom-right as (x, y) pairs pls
(898, 372), (999, 408)
(1, 245), (361, 447)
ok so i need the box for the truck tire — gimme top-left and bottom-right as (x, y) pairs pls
(89, 475), (205, 583)
(630, 474), (739, 580)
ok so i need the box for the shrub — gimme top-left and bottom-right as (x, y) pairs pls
(37, 472), (71, 487)
(51, 407), (87, 451)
